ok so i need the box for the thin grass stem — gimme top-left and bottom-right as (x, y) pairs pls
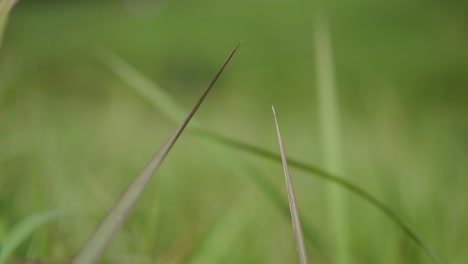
(71, 43), (239, 264)
(272, 106), (309, 264)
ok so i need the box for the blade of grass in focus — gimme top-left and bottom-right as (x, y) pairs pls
(196, 131), (442, 264)
(0, 210), (64, 264)
(238, 158), (326, 260)
(100, 50), (327, 255)
(101, 50), (441, 264)
(313, 11), (351, 264)
(272, 106), (309, 264)
(71, 44), (239, 264)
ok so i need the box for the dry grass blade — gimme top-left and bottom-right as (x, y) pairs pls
(272, 106), (309, 264)
(101, 51), (328, 258)
(196, 130), (442, 264)
(101, 45), (440, 264)
(71, 43), (240, 264)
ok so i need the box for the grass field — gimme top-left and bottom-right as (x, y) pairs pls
(1, 1), (467, 263)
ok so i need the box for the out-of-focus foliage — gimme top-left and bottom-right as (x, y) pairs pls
(0, 0), (467, 263)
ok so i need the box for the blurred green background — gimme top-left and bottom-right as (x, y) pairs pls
(1, 0), (467, 263)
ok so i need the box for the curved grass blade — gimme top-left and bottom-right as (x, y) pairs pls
(100, 49), (327, 256)
(0, 210), (64, 264)
(100, 50), (440, 263)
(71, 43), (240, 264)
(195, 130), (442, 264)
(239, 159), (328, 259)
(272, 106), (308, 264)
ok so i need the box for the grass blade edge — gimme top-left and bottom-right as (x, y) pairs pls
(71, 43), (240, 264)
(195, 130), (442, 264)
(272, 106), (309, 264)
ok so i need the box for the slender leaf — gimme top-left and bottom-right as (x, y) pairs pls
(313, 10), (350, 264)
(101, 49), (327, 255)
(0, 210), (63, 264)
(195, 130), (442, 264)
(100, 49), (190, 126)
(239, 158), (327, 259)
(71, 43), (240, 264)
(272, 106), (309, 264)
(102, 50), (441, 264)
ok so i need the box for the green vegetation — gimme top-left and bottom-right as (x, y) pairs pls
(0, 0), (12, 52)
(0, 210), (63, 264)
(103, 47), (439, 263)
(1, 1), (467, 263)
(72, 44), (239, 264)
(313, 12), (350, 264)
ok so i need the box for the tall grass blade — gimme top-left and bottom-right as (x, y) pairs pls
(313, 11), (350, 264)
(71, 44), (239, 264)
(272, 106), (309, 264)
(101, 49), (327, 255)
(102, 50), (440, 264)
(196, 130), (442, 264)
(0, 210), (63, 264)
(239, 160), (327, 259)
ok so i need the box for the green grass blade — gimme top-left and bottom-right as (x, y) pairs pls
(313, 11), (350, 264)
(100, 50), (190, 126)
(195, 130), (442, 264)
(101, 50), (440, 263)
(239, 159), (327, 259)
(71, 44), (239, 264)
(0, 210), (64, 264)
(272, 106), (309, 264)
(100, 48), (327, 256)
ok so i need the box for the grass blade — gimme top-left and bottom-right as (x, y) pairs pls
(195, 130), (442, 264)
(100, 50), (190, 126)
(101, 49), (327, 256)
(272, 106), (309, 264)
(240, 159), (327, 259)
(0, 210), (64, 264)
(313, 11), (350, 264)
(71, 43), (240, 264)
(101, 50), (440, 264)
